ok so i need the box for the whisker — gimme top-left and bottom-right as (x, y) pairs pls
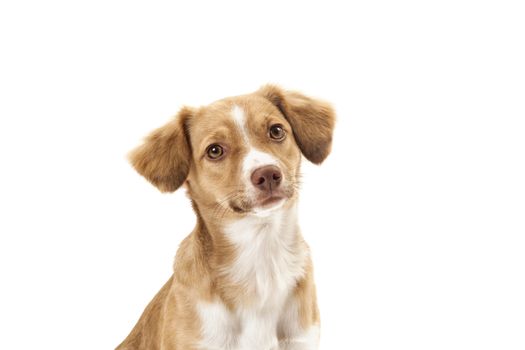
(211, 188), (248, 219)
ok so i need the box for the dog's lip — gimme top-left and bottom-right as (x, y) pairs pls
(228, 188), (293, 214)
(251, 194), (288, 212)
(258, 195), (286, 206)
(229, 194), (287, 214)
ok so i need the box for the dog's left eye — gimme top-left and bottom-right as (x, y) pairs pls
(269, 124), (286, 141)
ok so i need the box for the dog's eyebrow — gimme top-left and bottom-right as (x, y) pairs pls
(200, 130), (230, 147)
(263, 111), (286, 123)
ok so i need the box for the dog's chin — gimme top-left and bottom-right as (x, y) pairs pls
(251, 196), (287, 217)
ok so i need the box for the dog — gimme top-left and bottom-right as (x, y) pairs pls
(117, 85), (335, 350)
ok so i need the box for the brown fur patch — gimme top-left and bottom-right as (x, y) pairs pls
(128, 107), (193, 192)
(258, 84), (336, 164)
(295, 256), (320, 328)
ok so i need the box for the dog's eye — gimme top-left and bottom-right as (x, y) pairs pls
(269, 124), (286, 141)
(206, 144), (224, 160)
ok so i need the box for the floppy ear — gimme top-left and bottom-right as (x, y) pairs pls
(258, 85), (335, 164)
(128, 107), (193, 192)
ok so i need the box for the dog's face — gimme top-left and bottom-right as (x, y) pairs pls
(129, 85), (335, 218)
(186, 96), (301, 216)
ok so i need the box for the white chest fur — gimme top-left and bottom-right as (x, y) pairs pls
(196, 205), (312, 350)
(224, 205), (307, 305)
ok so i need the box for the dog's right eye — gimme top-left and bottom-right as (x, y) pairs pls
(206, 144), (224, 160)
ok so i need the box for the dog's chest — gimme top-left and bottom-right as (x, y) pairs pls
(223, 207), (306, 304)
(196, 208), (307, 349)
(197, 298), (291, 350)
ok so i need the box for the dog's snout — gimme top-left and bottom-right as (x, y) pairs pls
(250, 165), (282, 192)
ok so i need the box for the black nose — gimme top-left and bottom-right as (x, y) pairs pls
(250, 165), (282, 192)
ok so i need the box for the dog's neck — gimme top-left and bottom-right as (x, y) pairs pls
(192, 200), (308, 306)
(223, 201), (299, 248)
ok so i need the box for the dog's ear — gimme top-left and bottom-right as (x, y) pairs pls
(258, 85), (335, 164)
(128, 107), (193, 192)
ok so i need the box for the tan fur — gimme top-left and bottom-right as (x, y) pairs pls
(117, 85), (335, 350)
(129, 107), (193, 192)
(258, 85), (335, 164)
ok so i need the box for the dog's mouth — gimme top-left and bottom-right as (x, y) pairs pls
(260, 195), (286, 207)
(228, 191), (291, 214)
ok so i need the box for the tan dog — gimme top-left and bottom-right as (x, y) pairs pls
(117, 85), (335, 350)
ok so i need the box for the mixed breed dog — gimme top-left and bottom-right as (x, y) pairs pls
(117, 85), (335, 350)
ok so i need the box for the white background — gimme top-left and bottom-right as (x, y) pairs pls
(0, 1), (524, 349)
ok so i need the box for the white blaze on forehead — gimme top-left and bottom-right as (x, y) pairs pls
(231, 104), (249, 144)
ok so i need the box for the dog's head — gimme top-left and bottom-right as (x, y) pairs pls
(129, 85), (335, 218)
